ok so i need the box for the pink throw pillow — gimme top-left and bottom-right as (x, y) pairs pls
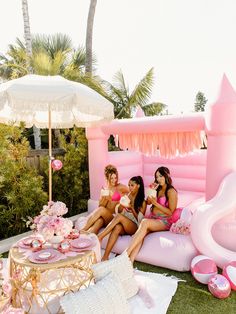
(171, 207), (183, 223)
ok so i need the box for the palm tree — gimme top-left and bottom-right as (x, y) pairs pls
(21, 0), (32, 67)
(85, 0), (97, 74)
(21, 0), (41, 149)
(100, 68), (166, 118)
(0, 34), (103, 146)
(0, 34), (98, 80)
(0, 39), (28, 79)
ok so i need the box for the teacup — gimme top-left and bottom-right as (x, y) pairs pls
(59, 240), (71, 253)
(100, 188), (110, 196)
(119, 195), (130, 207)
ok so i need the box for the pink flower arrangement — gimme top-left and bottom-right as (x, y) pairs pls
(27, 201), (73, 241)
(170, 219), (191, 235)
(41, 201), (68, 217)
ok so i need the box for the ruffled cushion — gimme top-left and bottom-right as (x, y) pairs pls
(60, 272), (130, 314)
(169, 219), (191, 235)
(170, 207), (192, 235)
(91, 251), (138, 299)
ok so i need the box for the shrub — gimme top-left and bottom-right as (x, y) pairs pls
(40, 127), (90, 217)
(0, 124), (47, 239)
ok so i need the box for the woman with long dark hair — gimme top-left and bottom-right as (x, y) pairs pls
(98, 176), (146, 261)
(126, 166), (179, 263)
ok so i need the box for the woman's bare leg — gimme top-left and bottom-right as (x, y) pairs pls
(126, 219), (166, 261)
(82, 207), (113, 231)
(98, 214), (137, 242)
(129, 241), (143, 263)
(102, 224), (125, 261)
(98, 214), (122, 241)
(88, 217), (104, 234)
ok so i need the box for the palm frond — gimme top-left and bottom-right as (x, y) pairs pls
(71, 47), (86, 68)
(32, 51), (67, 75)
(32, 52), (51, 75)
(142, 102), (167, 116)
(32, 33), (72, 59)
(130, 67), (154, 107)
(32, 34), (48, 53)
(15, 38), (26, 50)
(47, 33), (72, 58)
(112, 70), (129, 96)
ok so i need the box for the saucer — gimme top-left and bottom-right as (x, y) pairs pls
(71, 237), (93, 249)
(37, 252), (52, 260)
(19, 236), (43, 248)
(28, 249), (60, 263)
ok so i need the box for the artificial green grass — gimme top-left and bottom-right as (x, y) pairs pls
(134, 261), (236, 314)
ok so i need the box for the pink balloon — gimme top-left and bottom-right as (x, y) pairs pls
(51, 159), (63, 171)
(208, 274), (231, 299)
(222, 261), (236, 290)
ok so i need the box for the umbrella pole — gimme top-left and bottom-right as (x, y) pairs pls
(48, 109), (52, 202)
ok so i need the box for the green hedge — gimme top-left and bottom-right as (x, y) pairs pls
(40, 128), (90, 217)
(0, 125), (89, 240)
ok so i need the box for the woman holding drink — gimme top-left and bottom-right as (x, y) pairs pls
(126, 166), (180, 263)
(98, 176), (146, 260)
(81, 165), (129, 234)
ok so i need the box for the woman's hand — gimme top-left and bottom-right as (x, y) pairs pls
(119, 203), (131, 212)
(99, 196), (110, 207)
(146, 196), (152, 205)
(124, 203), (133, 212)
(147, 196), (158, 206)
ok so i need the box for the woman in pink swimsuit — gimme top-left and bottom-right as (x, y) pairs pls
(98, 176), (146, 261)
(81, 165), (129, 234)
(126, 166), (179, 263)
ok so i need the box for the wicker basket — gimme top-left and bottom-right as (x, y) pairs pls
(0, 296), (10, 312)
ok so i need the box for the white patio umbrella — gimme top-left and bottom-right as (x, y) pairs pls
(0, 74), (114, 201)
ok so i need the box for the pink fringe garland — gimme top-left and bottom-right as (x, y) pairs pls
(115, 131), (204, 158)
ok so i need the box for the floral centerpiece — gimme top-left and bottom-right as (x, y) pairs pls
(27, 201), (73, 242)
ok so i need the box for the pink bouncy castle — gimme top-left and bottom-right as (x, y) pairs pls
(85, 74), (236, 271)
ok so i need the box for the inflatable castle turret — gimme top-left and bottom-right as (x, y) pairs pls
(205, 74), (236, 201)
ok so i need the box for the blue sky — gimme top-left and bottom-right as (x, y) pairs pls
(1, 0), (236, 113)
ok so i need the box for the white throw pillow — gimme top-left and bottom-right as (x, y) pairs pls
(60, 272), (130, 314)
(180, 207), (192, 224)
(91, 251), (138, 299)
